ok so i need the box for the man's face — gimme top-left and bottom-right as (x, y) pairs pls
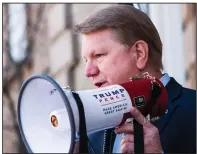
(81, 29), (138, 88)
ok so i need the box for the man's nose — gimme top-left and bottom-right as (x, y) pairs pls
(85, 61), (99, 78)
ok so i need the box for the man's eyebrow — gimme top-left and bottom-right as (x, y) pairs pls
(81, 49), (97, 59)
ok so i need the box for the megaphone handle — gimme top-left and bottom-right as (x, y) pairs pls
(133, 119), (144, 153)
(133, 80), (161, 153)
(103, 128), (115, 153)
(72, 92), (89, 153)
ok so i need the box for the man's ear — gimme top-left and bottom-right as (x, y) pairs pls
(132, 40), (149, 70)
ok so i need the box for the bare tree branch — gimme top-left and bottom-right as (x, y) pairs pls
(3, 4), (46, 86)
(3, 4), (47, 153)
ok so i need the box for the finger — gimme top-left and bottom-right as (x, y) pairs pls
(130, 107), (152, 128)
(121, 134), (134, 145)
(115, 123), (134, 134)
(121, 142), (134, 153)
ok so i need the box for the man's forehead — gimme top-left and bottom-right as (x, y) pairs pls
(81, 44), (101, 59)
(80, 29), (123, 58)
(81, 33), (107, 58)
(81, 29), (115, 43)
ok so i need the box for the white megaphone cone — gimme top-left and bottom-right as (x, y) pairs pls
(18, 74), (168, 153)
(18, 75), (76, 153)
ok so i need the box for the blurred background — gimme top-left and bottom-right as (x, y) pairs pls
(2, 3), (196, 153)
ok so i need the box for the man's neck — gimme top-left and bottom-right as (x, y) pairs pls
(150, 70), (163, 79)
(139, 68), (163, 79)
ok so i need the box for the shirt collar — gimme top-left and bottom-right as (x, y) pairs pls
(160, 73), (170, 87)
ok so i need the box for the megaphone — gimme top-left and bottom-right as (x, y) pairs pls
(18, 73), (168, 153)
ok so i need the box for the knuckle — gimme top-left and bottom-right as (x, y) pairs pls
(152, 126), (159, 134)
(127, 134), (133, 142)
(123, 136), (128, 142)
(121, 123), (133, 133)
(131, 107), (139, 115)
(124, 142), (129, 149)
(125, 123), (131, 130)
(148, 126), (159, 137)
(125, 142), (134, 153)
(125, 135), (131, 142)
(121, 144), (127, 153)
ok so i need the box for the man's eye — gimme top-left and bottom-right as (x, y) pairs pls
(95, 54), (104, 59)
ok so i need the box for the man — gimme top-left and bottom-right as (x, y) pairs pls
(74, 4), (196, 153)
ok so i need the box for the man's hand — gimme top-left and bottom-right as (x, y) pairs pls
(115, 107), (163, 153)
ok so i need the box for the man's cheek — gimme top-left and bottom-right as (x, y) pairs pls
(99, 62), (110, 71)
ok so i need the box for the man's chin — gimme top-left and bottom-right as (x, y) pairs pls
(100, 82), (110, 88)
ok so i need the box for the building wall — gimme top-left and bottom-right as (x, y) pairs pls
(3, 3), (196, 153)
(183, 4), (196, 89)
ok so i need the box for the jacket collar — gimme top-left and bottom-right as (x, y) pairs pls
(165, 77), (182, 104)
(154, 77), (182, 134)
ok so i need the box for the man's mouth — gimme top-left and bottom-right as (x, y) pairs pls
(94, 81), (107, 88)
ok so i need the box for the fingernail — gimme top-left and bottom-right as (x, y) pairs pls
(114, 128), (118, 134)
(130, 107), (133, 113)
